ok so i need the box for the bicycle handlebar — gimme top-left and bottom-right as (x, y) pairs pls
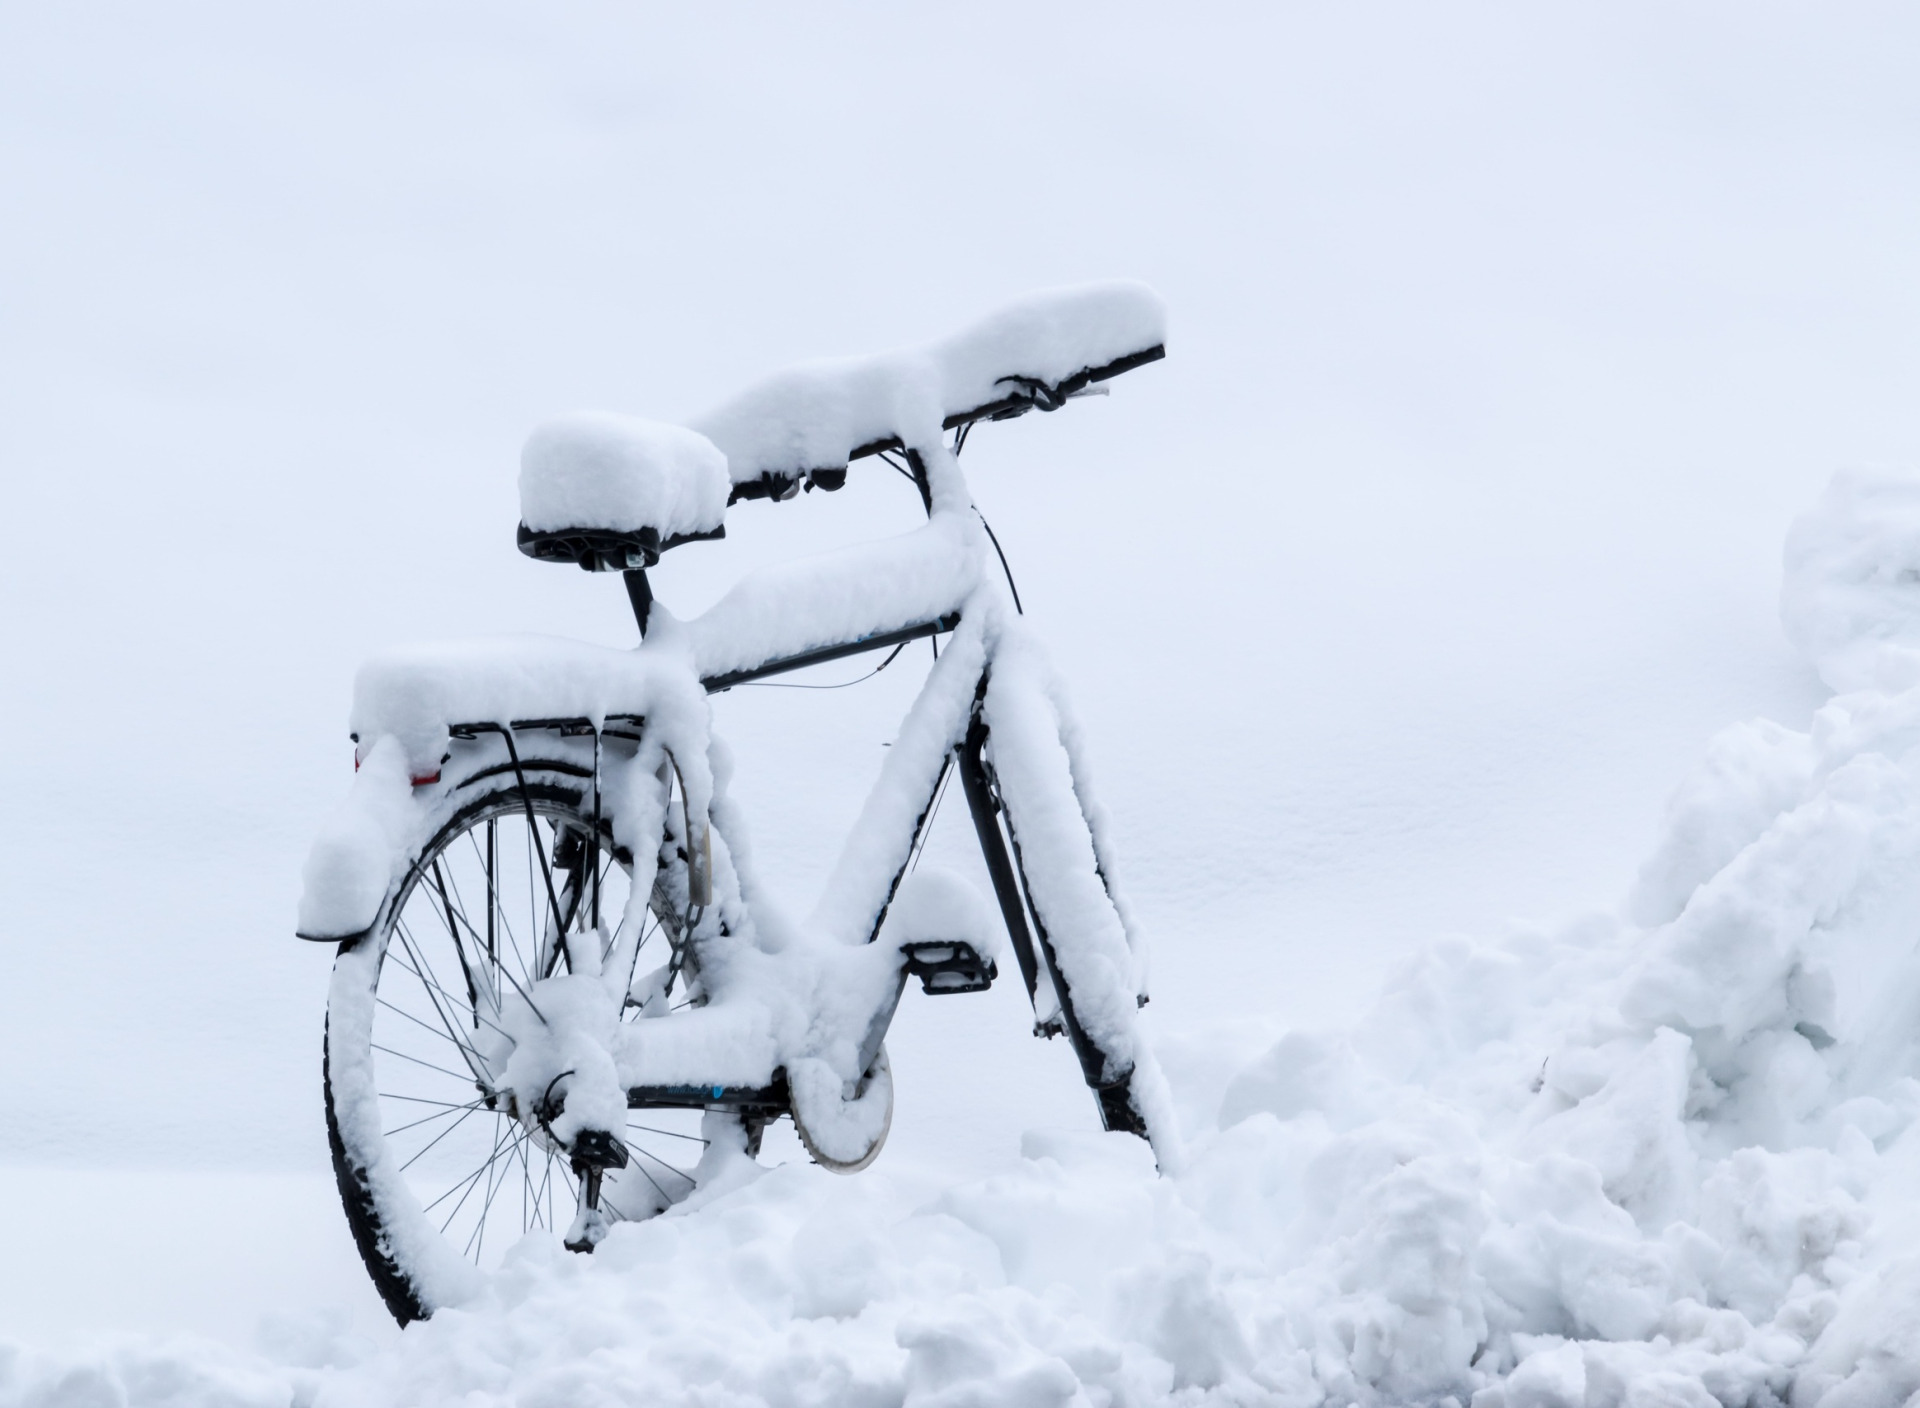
(719, 339), (1166, 506)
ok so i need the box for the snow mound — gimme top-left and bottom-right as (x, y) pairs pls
(1782, 468), (1920, 694)
(22, 469), (1920, 1406)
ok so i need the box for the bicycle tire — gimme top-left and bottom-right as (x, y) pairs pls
(323, 769), (708, 1324)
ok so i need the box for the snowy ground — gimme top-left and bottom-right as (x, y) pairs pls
(4, 4), (1920, 1405)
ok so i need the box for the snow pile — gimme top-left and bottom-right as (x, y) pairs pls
(1782, 469), (1920, 695)
(24, 469), (1920, 1405)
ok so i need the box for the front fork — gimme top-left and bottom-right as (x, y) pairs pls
(954, 697), (1146, 1138)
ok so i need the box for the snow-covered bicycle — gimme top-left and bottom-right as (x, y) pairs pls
(296, 282), (1177, 1324)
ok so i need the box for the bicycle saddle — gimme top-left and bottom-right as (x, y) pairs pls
(518, 413), (731, 571)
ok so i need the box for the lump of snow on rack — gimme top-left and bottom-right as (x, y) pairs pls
(293, 634), (717, 939)
(520, 413), (729, 538)
(346, 633), (709, 774)
(694, 280), (1167, 483)
(1782, 467), (1920, 693)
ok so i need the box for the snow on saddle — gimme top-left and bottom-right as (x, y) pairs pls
(518, 415), (732, 572)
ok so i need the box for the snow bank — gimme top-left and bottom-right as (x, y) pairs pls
(30, 469), (1920, 1405)
(1782, 468), (1920, 694)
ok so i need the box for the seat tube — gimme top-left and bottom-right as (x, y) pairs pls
(902, 448), (935, 517)
(622, 569), (653, 639)
(958, 699), (1042, 1007)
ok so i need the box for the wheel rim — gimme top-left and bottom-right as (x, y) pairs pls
(327, 787), (707, 1287)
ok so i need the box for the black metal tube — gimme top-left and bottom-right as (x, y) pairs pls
(701, 613), (959, 693)
(959, 691), (1145, 1138)
(623, 569), (653, 640)
(957, 708), (1041, 1007)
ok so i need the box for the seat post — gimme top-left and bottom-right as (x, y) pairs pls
(623, 569), (653, 640)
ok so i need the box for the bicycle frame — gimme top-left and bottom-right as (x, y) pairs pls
(305, 282), (1176, 1322)
(645, 441), (1148, 1135)
(413, 438), (1149, 1138)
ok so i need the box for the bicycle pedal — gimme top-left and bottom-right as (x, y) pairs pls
(900, 941), (996, 995)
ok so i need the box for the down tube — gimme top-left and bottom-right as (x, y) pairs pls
(806, 617), (987, 946)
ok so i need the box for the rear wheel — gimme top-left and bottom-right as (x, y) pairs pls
(323, 777), (709, 1324)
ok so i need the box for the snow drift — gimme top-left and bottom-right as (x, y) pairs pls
(14, 469), (1920, 1406)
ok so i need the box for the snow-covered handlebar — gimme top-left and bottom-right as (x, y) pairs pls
(696, 279), (1167, 505)
(516, 281), (1167, 574)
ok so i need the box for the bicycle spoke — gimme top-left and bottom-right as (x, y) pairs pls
(516, 1129), (542, 1232)
(374, 993), (487, 1073)
(525, 1142), (557, 1233)
(386, 946), (514, 1046)
(627, 1142), (697, 1183)
(599, 1185), (639, 1222)
(427, 859), (503, 1025)
(461, 1120), (510, 1255)
(469, 1124), (527, 1261)
(466, 824), (532, 992)
(438, 1121), (509, 1234)
(626, 1121), (708, 1145)
(406, 857), (550, 1030)
(485, 816), (498, 984)
(620, 910), (660, 1007)
(394, 915), (470, 1034)
(473, 816), (535, 990)
(382, 1092), (485, 1109)
(440, 844), (524, 998)
(620, 1141), (676, 1205)
(401, 1102), (484, 1175)
(387, 1098), (487, 1138)
(372, 1042), (476, 1084)
(428, 859), (483, 1022)
(391, 921), (488, 1080)
(524, 826), (537, 971)
(421, 1137), (500, 1220)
